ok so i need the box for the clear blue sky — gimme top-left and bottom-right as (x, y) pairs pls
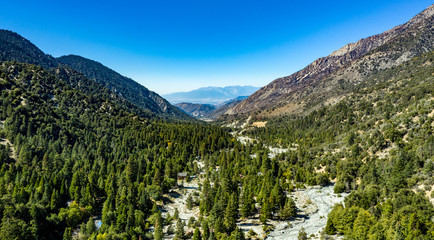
(0, 0), (432, 94)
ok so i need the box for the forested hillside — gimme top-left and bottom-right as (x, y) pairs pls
(0, 30), (57, 69)
(0, 61), (233, 239)
(0, 30), (189, 120)
(244, 51), (434, 239)
(1, 52), (431, 239)
(0, 5), (433, 240)
(57, 55), (188, 119)
(228, 4), (434, 118)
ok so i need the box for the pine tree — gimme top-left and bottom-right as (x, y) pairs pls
(352, 209), (374, 240)
(260, 198), (272, 224)
(214, 217), (224, 234)
(298, 227), (307, 240)
(230, 228), (245, 240)
(86, 218), (96, 235)
(154, 211), (164, 240)
(280, 197), (296, 220)
(202, 220), (210, 240)
(224, 194), (238, 233)
(192, 227), (202, 240)
(240, 186), (253, 218)
(175, 218), (185, 240)
(63, 227), (72, 240)
(324, 217), (336, 235)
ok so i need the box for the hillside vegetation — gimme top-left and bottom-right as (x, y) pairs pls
(0, 5), (433, 240)
(0, 30), (189, 120)
(244, 51), (434, 239)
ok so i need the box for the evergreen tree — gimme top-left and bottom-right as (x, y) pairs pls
(224, 194), (238, 233)
(175, 218), (185, 240)
(298, 227), (307, 240)
(280, 197), (296, 220)
(230, 228), (245, 240)
(154, 211), (164, 240)
(63, 227), (72, 240)
(260, 198), (272, 224)
(86, 218), (96, 235)
(202, 220), (210, 240)
(192, 227), (202, 240)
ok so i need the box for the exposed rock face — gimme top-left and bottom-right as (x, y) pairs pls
(227, 4), (434, 117)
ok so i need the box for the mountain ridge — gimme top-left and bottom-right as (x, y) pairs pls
(57, 55), (188, 119)
(0, 30), (190, 120)
(227, 4), (434, 118)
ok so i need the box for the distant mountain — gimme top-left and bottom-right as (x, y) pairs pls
(0, 29), (190, 120)
(227, 4), (434, 118)
(57, 55), (188, 119)
(163, 85), (260, 105)
(175, 103), (216, 118)
(176, 96), (248, 120)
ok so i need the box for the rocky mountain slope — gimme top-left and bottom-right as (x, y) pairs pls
(175, 96), (248, 119)
(175, 102), (216, 118)
(0, 30), (189, 120)
(207, 96), (248, 119)
(163, 85), (259, 105)
(227, 4), (434, 118)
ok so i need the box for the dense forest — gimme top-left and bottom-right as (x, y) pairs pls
(245, 52), (434, 239)
(0, 62), (232, 239)
(0, 52), (432, 240)
(0, 26), (432, 240)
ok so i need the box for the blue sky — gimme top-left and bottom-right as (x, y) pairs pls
(0, 1), (432, 94)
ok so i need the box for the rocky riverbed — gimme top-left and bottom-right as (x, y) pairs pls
(267, 185), (347, 240)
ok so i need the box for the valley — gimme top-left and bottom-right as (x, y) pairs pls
(0, 3), (433, 240)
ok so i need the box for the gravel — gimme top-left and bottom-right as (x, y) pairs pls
(267, 185), (347, 240)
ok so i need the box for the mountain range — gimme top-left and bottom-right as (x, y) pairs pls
(175, 96), (248, 120)
(0, 30), (190, 120)
(163, 85), (259, 105)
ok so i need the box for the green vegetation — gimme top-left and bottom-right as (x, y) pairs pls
(0, 31), (432, 240)
(57, 55), (188, 119)
(0, 29), (190, 121)
(0, 30), (57, 69)
(245, 52), (434, 239)
(0, 62), (232, 239)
